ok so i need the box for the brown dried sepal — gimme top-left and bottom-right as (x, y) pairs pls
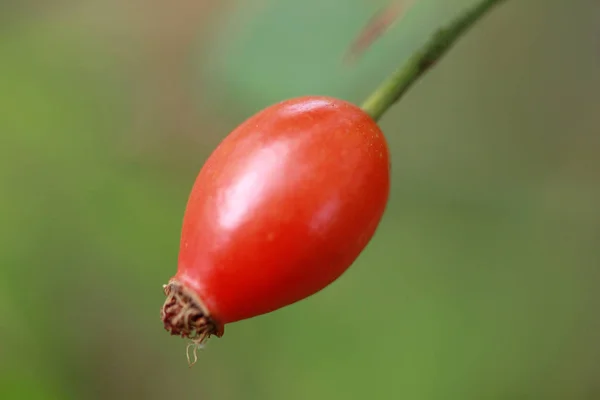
(161, 279), (221, 346)
(345, 0), (416, 63)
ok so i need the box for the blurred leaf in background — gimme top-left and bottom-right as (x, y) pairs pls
(1, 0), (599, 399)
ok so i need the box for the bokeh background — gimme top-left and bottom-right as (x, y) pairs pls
(1, 0), (599, 399)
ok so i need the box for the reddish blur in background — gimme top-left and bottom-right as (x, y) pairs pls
(1, 1), (599, 399)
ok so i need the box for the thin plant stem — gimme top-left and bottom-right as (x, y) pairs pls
(360, 0), (507, 122)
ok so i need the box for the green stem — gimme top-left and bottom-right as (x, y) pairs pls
(360, 0), (507, 122)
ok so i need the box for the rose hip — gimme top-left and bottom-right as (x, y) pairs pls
(161, 96), (390, 358)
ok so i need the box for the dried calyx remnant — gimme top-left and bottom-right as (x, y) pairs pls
(161, 280), (220, 365)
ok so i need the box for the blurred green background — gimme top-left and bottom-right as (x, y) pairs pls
(1, 0), (599, 399)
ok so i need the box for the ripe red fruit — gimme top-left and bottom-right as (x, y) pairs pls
(161, 96), (390, 349)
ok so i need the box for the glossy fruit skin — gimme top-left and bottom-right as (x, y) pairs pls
(174, 96), (390, 328)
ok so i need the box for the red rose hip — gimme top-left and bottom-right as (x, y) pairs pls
(161, 96), (390, 351)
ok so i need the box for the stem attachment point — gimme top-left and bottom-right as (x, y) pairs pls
(360, 0), (507, 122)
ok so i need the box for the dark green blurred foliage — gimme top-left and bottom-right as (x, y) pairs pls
(1, 1), (599, 399)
